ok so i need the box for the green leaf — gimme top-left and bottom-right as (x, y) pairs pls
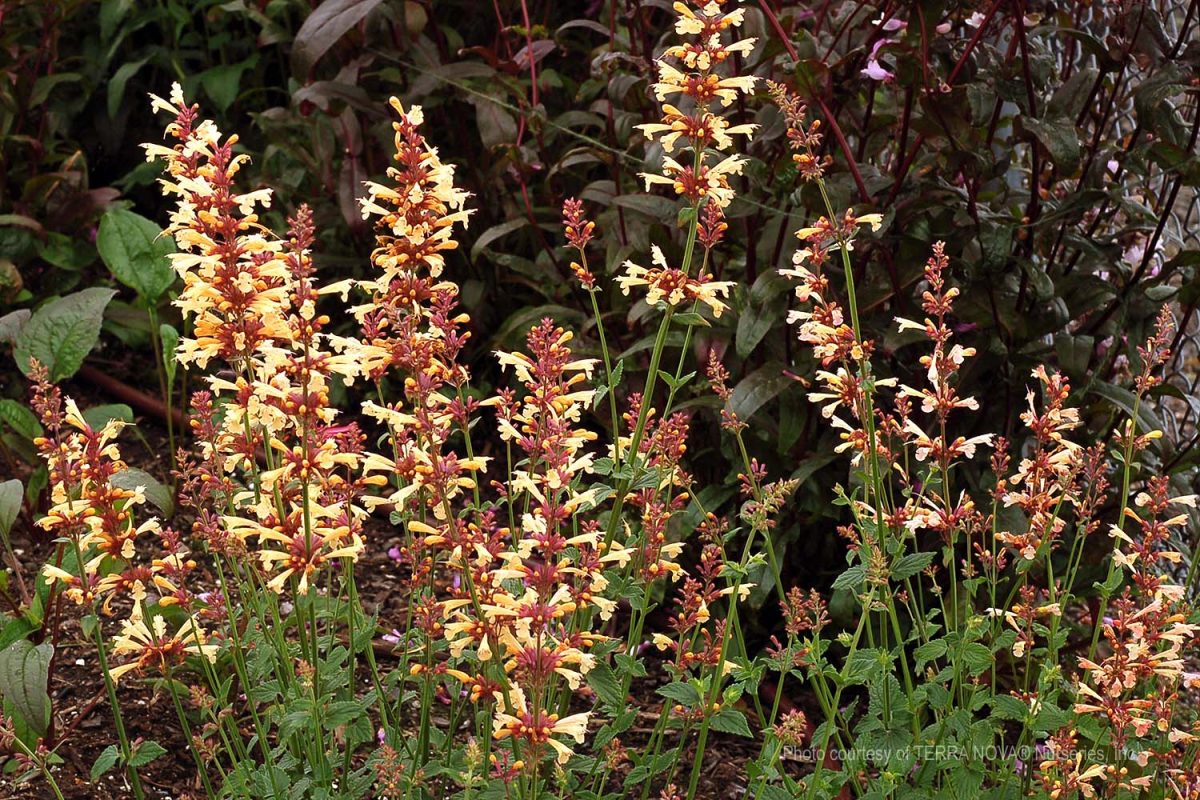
(586, 661), (624, 709)
(200, 59), (256, 113)
(610, 194), (678, 222)
(127, 739), (167, 768)
(729, 363), (791, 421)
(960, 642), (992, 676)
(14, 288), (117, 381)
(1023, 115), (1082, 174)
(470, 217), (530, 261)
(0, 310), (30, 345)
(111, 468), (174, 517)
(913, 639), (946, 670)
(0, 640), (53, 736)
(831, 565), (865, 590)
(673, 311), (711, 328)
(97, 209), (175, 301)
(1090, 382), (1162, 437)
(81, 404), (133, 430)
(709, 708), (752, 737)
(656, 681), (700, 708)
(472, 97), (518, 150)
(91, 744), (121, 780)
(108, 58), (149, 118)
(0, 480), (21, 538)
(37, 232), (95, 271)
(891, 551), (935, 581)
(990, 694), (1029, 722)
(0, 400), (42, 441)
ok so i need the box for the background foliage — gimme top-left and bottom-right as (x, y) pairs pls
(2, 0), (1199, 629)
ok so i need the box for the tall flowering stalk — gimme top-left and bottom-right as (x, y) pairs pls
(15, 9), (1199, 797)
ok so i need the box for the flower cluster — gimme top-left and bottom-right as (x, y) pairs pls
(620, 0), (754, 318)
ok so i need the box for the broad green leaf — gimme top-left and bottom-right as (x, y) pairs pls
(913, 639), (946, 669)
(97, 209), (175, 300)
(610, 194), (678, 222)
(831, 565), (865, 590)
(586, 661), (624, 709)
(0, 639), (53, 736)
(710, 708), (752, 737)
(728, 363), (791, 421)
(37, 232), (95, 271)
(127, 739), (167, 768)
(13, 288), (117, 381)
(82, 404), (133, 430)
(0, 480), (21, 538)
(200, 59), (256, 113)
(470, 217), (530, 261)
(0, 309), (30, 344)
(1090, 382), (1162, 438)
(960, 642), (992, 676)
(111, 468), (174, 517)
(108, 58), (149, 118)
(891, 551), (935, 581)
(1023, 115), (1082, 174)
(0, 399), (42, 440)
(291, 0), (386, 77)
(656, 681), (700, 708)
(473, 97), (518, 150)
(91, 744), (121, 780)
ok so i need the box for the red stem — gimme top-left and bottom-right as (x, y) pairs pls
(757, 0), (871, 203)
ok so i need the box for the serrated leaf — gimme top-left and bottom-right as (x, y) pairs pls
(586, 661), (624, 709)
(960, 642), (992, 676)
(0, 640), (52, 736)
(831, 565), (865, 590)
(709, 708), (752, 737)
(97, 209), (175, 301)
(891, 551), (935, 581)
(91, 744), (121, 780)
(913, 639), (946, 669)
(128, 739), (167, 768)
(990, 694), (1029, 721)
(656, 681), (700, 708)
(14, 288), (117, 381)
(111, 468), (174, 517)
(0, 480), (21, 538)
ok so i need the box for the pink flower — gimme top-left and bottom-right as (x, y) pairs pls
(861, 59), (894, 81)
(861, 38), (894, 82)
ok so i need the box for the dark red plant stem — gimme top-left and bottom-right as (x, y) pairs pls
(78, 365), (186, 428)
(1013, 1), (1039, 311)
(885, 0), (1005, 206)
(518, 0), (539, 110)
(1087, 98), (1200, 334)
(758, 0), (870, 202)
